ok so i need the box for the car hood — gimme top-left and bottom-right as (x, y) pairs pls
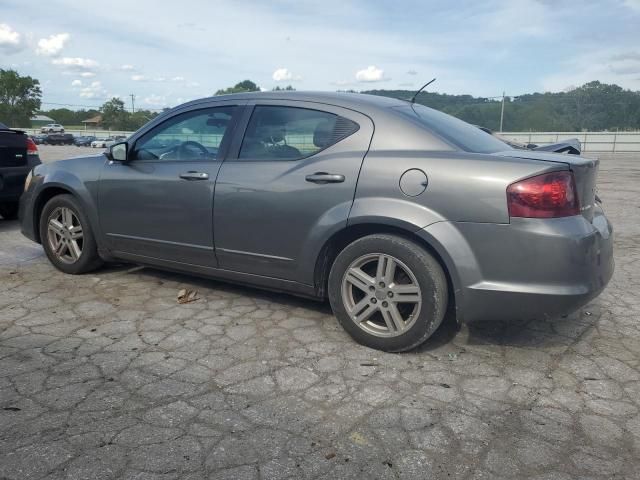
(533, 138), (581, 155)
(495, 150), (598, 221)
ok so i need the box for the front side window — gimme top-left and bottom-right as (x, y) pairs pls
(238, 106), (358, 161)
(132, 106), (236, 161)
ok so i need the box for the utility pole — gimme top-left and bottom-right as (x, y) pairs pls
(129, 94), (136, 114)
(499, 91), (505, 132)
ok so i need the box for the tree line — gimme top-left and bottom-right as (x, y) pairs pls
(364, 81), (640, 132)
(1, 69), (639, 132)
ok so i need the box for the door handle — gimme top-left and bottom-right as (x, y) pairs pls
(305, 172), (345, 184)
(179, 171), (209, 180)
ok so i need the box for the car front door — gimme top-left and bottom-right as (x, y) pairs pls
(213, 101), (374, 284)
(98, 103), (242, 267)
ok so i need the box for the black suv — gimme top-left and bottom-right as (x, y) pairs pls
(0, 122), (41, 219)
(43, 133), (75, 145)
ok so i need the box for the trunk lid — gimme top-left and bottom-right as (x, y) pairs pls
(495, 150), (598, 222)
(0, 129), (28, 167)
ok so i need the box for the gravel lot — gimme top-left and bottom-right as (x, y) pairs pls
(1, 145), (639, 479)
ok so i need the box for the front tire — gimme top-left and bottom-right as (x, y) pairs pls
(39, 194), (103, 274)
(328, 234), (448, 352)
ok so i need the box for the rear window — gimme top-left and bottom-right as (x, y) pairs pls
(392, 104), (512, 154)
(238, 106), (359, 161)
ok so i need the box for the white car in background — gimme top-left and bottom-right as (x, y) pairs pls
(91, 137), (114, 148)
(91, 135), (127, 148)
(40, 123), (64, 133)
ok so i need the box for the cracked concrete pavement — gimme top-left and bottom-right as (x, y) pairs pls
(0, 146), (639, 479)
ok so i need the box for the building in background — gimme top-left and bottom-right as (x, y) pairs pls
(30, 114), (55, 128)
(82, 114), (103, 130)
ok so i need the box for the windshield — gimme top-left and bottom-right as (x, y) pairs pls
(393, 104), (512, 154)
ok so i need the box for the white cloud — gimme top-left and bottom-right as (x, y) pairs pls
(71, 79), (82, 87)
(0, 23), (23, 54)
(119, 64), (135, 71)
(153, 76), (166, 82)
(355, 65), (386, 82)
(541, 48), (640, 92)
(79, 80), (106, 99)
(272, 67), (301, 82)
(131, 74), (146, 81)
(52, 57), (99, 71)
(171, 76), (185, 82)
(80, 71), (96, 78)
(36, 33), (69, 56)
(623, 0), (640, 12)
(186, 80), (200, 87)
(144, 94), (166, 106)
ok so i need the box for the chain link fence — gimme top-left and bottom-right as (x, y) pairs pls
(499, 131), (640, 153)
(20, 127), (640, 153)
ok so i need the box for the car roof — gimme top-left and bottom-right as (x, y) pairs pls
(173, 91), (408, 116)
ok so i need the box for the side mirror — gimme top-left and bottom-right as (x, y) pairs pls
(109, 142), (128, 162)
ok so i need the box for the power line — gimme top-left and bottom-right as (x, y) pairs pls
(40, 100), (166, 112)
(41, 101), (104, 109)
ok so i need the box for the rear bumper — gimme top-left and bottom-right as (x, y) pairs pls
(0, 165), (31, 202)
(419, 207), (614, 323)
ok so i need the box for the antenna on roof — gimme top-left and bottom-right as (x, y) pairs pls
(409, 78), (436, 104)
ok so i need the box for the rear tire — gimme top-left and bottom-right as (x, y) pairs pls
(328, 234), (448, 352)
(39, 194), (103, 274)
(0, 202), (19, 220)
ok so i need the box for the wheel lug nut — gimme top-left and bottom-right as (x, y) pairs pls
(379, 282), (385, 288)
(369, 286), (375, 292)
(371, 298), (377, 304)
(388, 291), (394, 298)
(382, 301), (388, 308)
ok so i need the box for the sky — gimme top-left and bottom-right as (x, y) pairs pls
(1, 0), (640, 111)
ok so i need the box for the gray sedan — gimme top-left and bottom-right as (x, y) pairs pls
(19, 92), (614, 351)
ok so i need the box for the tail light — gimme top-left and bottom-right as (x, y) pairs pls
(507, 171), (579, 218)
(26, 137), (38, 155)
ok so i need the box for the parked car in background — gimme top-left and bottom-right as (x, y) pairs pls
(0, 122), (41, 219)
(40, 123), (65, 133)
(19, 92), (614, 352)
(104, 135), (127, 148)
(91, 137), (115, 148)
(30, 134), (47, 145)
(74, 135), (97, 147)
(43, 133), (75, 145)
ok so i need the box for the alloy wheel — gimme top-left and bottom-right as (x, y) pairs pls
(47, 207), (84, 264)
(341, 253), (422, 337)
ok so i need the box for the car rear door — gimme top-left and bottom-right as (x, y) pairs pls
(98, 101), (244, 267)
(213, 100), (374, 284)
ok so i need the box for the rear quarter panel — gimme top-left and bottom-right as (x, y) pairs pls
(350, 150), (564, 228)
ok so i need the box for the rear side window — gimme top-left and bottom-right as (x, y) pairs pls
(393, 104), (511, 154)
(238, 106), (359, 161)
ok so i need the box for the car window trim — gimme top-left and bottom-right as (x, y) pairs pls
(226, 102), (360, 163)
(129, 103), (246, 164)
